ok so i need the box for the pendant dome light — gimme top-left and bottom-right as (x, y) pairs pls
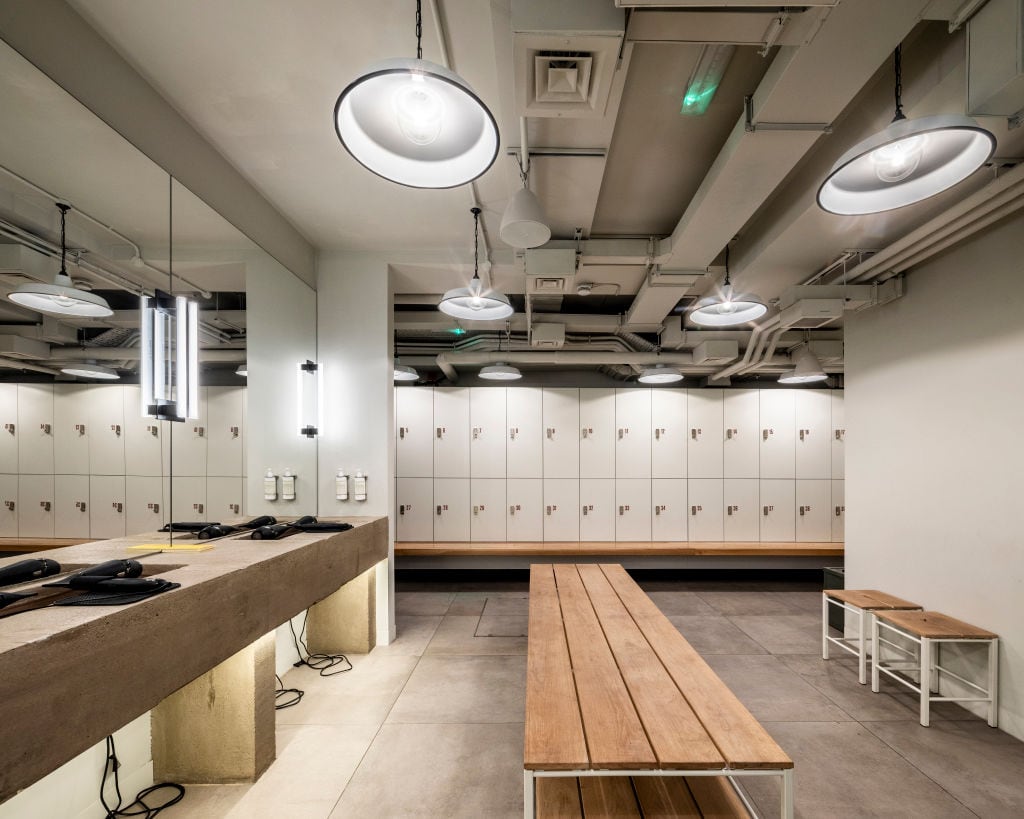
(638, 364), (684, 384)
(778, 346), (828, 384)
(479, 322), (522, 380)
(394, 360), (420, 381)
(8, 204), (113, 318)
(438, 207), (514, 321)
(333, 0), (499, 189)
(818, 46), (995, 215)
(60, 362), (119, 380)
(499, 121), (550, 248)
(689, 244), (767, 327)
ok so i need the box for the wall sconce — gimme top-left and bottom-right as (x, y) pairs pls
(140, 290), (199, 421)
(297, 360), (324, 438)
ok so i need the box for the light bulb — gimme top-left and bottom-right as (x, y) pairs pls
(718, 300), (736, 315)
(870, 134), (926, 183)
(52, 293), (78, 308)
(393, 77), (444, 146)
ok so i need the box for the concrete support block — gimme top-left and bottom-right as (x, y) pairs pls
(306, 564), (377, 654)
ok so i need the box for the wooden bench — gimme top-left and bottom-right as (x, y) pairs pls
(822, 589), (921, 684)
(535, 773), (751, 817)
(398, 541), (843, 557)
(525, 563), (794, 819)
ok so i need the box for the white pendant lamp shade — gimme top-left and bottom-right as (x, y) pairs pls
(778, 348), (828, 384)
(235, 364), (248, 377)
(638, 364), (684, 384)
(334, 57), (499, 189)
(479, 362), (522, 381)
(690, 285), (768, 327)
(60, 362), (119, 380)
(438, 281), (513, 320)
(394, 362), (420, 381)
(499, 186), (550, 248)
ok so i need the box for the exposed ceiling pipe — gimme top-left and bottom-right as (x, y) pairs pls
(710, 315), (781, 380)
(51, 347), (244, 363)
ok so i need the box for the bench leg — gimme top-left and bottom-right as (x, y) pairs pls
(988, 639), (999, 728)
(821, 594), (830, 660)
(524, 771), (535, 819)
(870, 617), (880, 693)
(781, 769), (794, 819)
(919, 638), (931, 727)
(858, 609), (868, 685)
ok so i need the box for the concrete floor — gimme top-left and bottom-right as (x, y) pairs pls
(165, 574), (1024, 818)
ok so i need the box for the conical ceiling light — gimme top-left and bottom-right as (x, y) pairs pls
(500, 138), (550, 248)
(438, 207), (513, 321)
(8, 204), (113, 318)
(818, 46), (995, 215)
(689, 245), (767, 327)
(479, 362), (522, 381)
(60, 361), (119, 380)
(333, 1), (498, 189)
(778, 347), (828, 384)
(235, 364), (248, 377)
(638, 364), (684, 384)
(394, 361), (420, 381)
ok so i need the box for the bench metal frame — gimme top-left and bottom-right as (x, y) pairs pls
(821, 594), (922, 685)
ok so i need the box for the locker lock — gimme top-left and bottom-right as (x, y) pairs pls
(40, 501), (51, 512)
(111, 424), (122, 437)
(398, 504), (407, 515)
(654, 505), (666, 516)
(763, 505), (775, 516)
(472, 427), (482, 440)
(147, 425), (159, 437)
(509, 427), (518, 440)
(436, 504), (449, 516)
(691, 428), (701, 440)
(4, 500), (14, 511)
(230, 426), (239, 439)
(726, 428), (737, 440)
(112, 502), (123, 514)
(193, 503), (204, 514)
(40, 423), (51, 435)
(75, 424), (86, 436)
(225, 503), (239, 514)
(654, 428), (665, 440)
(799, 505), (811, 516)
(618, 505), (631, 516)
(473, 504), (485, 515)
(399, 426), (409, 439)
(546, 505), (557, 515)
(690, 505), (702, 516)
(581, 427), (592, 439)
(194, 426), (205, 437)
(3, 423), (13, 435)
(799, 429), (810, 442)
(762, 428), (774, 441)
(728, 505), (739, 516)
(834, 428), (846, 441)
(148, 502), (160, 513)
(547, 427), (556, 440)
(75, 501), (87, 512)
(835, 505), (845, 517)
(618, 428), (629, 440)
(509, 504), (520, 516)
(582, 504), (593, 516)
(436, 427), (446, 439)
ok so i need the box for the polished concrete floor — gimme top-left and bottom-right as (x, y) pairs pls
(165, 573), (1024, 818)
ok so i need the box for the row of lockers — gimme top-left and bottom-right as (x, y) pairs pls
(396, 387), (844, 481)
(0, 384), (246, 477)
(0, 474), (248, 539)
(396, 478), (845, 543)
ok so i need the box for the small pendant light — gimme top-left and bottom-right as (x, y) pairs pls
(8, 203), (113, 318)
(438, 207), (514, 321)
(638, 364), (684, 384)
(394, 359), (420, 381)
(500, 138), (550, 248)
(818, 46), (995, 215)
(778, 346), (828, 384)
(60, 361), (120, 380)
(479, 321), (522, 380)
(689, 244), (767, 327)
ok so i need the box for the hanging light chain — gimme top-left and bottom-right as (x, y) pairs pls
(57, 203), (70, 274)
(415, 0), (423, 60)
(893, 45), (905, 121)
(723, 243), (731, 287)
(471, 206), (481, 281)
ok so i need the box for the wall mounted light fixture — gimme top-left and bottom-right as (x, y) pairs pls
(297, 360), (324, 438)
(140, 291), (199, 421)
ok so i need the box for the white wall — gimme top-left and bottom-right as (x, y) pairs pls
(845, 213), (1024, 740)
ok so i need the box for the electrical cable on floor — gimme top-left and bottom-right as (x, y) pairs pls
(274, 673), (304, 710)
(289, 611), (354, 676)
(100, 735), (185, 818)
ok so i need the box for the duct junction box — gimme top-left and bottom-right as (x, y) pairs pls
(778, 299), (845, 329)
(531, 323), (566, 348)
(525, 248), (577, 296)
(692, 339), (739, 365)
(0, 334), (49, 360)
(967, 0), (1024, 116)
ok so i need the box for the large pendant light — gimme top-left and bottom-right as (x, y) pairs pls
(778, 347), (828, 384)
(8, 203), (113, 318)
(689, 245), (767, 327)
(439, 207), (513, 321)
(817, 46), (995, 215)
(333, 0), (499, 189)
(60, 362), (119, 380)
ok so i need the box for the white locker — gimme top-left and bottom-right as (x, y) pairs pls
(615, 390), (652, 479)
(687, 478), (724, 541)
(759, 390), (795, 479)
(543, 479), (579, 541)
(126, 476), (165, 534)
(579, 389), (615, 478)
(88, 386), (126, 476)
(542, 389), (579, 479)
(651, 479), (686, 542)
(687, 390), (723, 478)
(759, 479), (795, 541)
(54, 474), (90, 538)
(796, 480), (831, 542)
(507, 479), (543, 541)
(17, 384), (54, 475)
(579, 478), (615, 542)
(506, 388), (542, 478)
(396, 387), (434, 478)
(90, 476), (127, 539)
(0, 384), (17, 471)
(615, 478), (651, 542)
(18, 474), (54, 537)
(651, 390), (687, 479)
(434, 388), (470, 478)
(470, 388), (506, 478)
(794, 391), (831, 479)
(831, 480), (845, 543)
(433, 478), (470, 541)
(123, 386), (164, 477)
(831, 392), (846, 480)
(207, 476), (245, 520)
(53, 385), (91, 475)
(470, 478), (506, 541)
(0, 475), (17, 537)
(723, 390), (759, 478)
(170, 391), (208, 477)
(170, 476), (208, 523)
(207, 387), (245, 477)
(396, 478), (433, 541)
(723, 479), (759, 542)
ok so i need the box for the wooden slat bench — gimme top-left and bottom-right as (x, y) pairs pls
(822, 589), (922, 684)
(398, 541), (843, 557)
(525, 563), (794, 819)
(536, 773), (751, 817)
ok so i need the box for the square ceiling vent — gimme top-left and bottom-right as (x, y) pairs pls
(535, 53), (593, 105)
(514, 35), (622, 118)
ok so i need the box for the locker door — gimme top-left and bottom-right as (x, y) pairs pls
(470, 478), (506, 541)
(831, 480), (845, 543)
(89, 386), (126, 476)
(0, 384), (17, 470)
(91, 476), (127, 539)
(616, 479), (652, 541)
(507, 479), (543, 541)
(723, 390), (759, 478)
(759, 479), (795, 541)
(796, 480), (831, 542)
(687, 479), (723, 541)
(470, 388), (506, 478)
(506, 388), (542, 478)
(54, 475), (91, 538)
(579, 389), (615, 478)
(17, 384), (54, 475)
(759, 390), (795, 478)
(831, 392), (846, 480)
(542, 389), (579, 479)
(53, 385), (91, 475)
(434, 388), (470, 478)
(396, 478), (433, 541)
(615, 390), (651, 479)
(123, 386), (164, 477)
(170, 476), (207, 523)
(543, 479), (579, 541)
(723, 479), (759, 542)
(170, 391), (208, 477)
(687, 390), (723, 478)
(207, 387), (245, 477)
(207, 476), (245, 520)
(795, 391), (830, 479)
(396, 387), (434, 478)
(651, 479), (686, 542)
(651, 391), (687, 479)
(0, 475), (17, 537)
(18, 475), (54, 537)
(433, 478), (470, 541)
(126, 476), (165, 535)
(579, 479), (615, 542)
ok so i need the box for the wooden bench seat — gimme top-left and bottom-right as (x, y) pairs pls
(822, 589), (923, 684)
(397, 540), (843, 557)
(525, 563), (793, 818)
(537, 774), (750, 818)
